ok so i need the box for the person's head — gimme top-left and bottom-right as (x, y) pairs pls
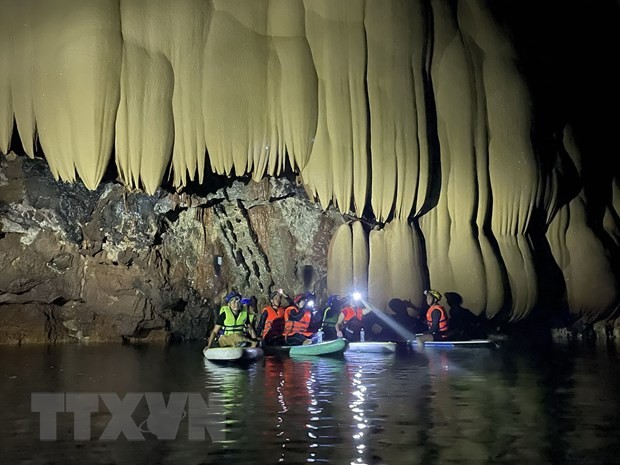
(240, 297), (256, 312)
(305, 292), (316, 311)
(424, 289), (442, 305)
(350, 291), (366, 308)
(326, 294), (340, 308)
(293, 293), (306, 309)
(388, 298), (407, 314)
(225, 291), (242, 311)
(269, 290), (282, 307)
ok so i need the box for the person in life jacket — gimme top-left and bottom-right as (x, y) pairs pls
(255, 289), (286, 345)
(283, 293), (315, 346)
(335, 292), (371, 342)
(416, 289), (450, 345)
(320, 295), (342, 341)
(206, 291), (258, 348)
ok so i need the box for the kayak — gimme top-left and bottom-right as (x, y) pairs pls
(263, 339), (348, 357)
(348, 342), (397, 353)
(203, 346), (264, 362)
(409, 339), (498, 348)
(290, 338), (348, 357)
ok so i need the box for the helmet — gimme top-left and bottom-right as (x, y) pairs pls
(326, 294), (340, 307)
(240, 297), (252, 305)
(225, 291), (241, 303)
(424, 289), (442, 301)
(293, 294), (306, 305)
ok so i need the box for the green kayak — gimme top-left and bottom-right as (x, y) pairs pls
(289, 338), (348, 357)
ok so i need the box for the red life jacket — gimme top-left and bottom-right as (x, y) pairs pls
(284, 306), (313, 337)
(261, 305), (285, 339)
(426, 304), (449, 332)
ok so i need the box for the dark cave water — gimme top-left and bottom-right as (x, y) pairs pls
(1, 340), (619, 465)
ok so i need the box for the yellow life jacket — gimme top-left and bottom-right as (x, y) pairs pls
(221, 306), (249, 335)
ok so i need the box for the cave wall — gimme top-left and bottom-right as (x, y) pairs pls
(0, 0), (619, 338)
(0, 155), (342, 343)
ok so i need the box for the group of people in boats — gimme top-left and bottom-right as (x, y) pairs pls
(206, 287), (467, 349)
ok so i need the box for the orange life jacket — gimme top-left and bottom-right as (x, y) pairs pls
(342, 306), (364, 323)
(341, 306), (364, 334)
(426, 304), (449, 333)
(284, 306), (313, 337)
(261, 305), (285, 339)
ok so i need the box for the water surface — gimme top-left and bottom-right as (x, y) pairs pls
(1, 341), (619, 464)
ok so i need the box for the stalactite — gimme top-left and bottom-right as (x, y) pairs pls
(368, 226), (389, 311)
(0, 0), (14, 153)
(301, 0), (367, 216)
(365, 0), (430, 222)
(169, 0), (209, 187)
(0, 0), (618, 325)
(9, 0), (37, 157)
(115, 0), (173, 194)
(463, 0), (540, 320)
(351, 220), (368, 292)
(326, 222), (353, 296)
(33, 0), (121, 189)
(546, 126), (619, 321)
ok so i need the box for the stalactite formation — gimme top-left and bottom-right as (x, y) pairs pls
(0, 0), (618, 324)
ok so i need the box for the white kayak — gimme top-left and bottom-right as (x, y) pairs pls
(348, 342), (397, 353)
(203, 346), (264, 361)
(409, 339), (498, 348)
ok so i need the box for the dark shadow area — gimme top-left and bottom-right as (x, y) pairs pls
(490, 0), (620, 303)
(444, 292), (488, 340)
(389, 298), (426, 334)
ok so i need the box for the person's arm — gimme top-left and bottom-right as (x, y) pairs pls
(335, 312), (346, 337)
(255, 310), (268, 337)
(427, 309), (441, 334)
(288, 308), (302, 321)
(207, 313), (226, 348)
(246, 321), (257, 339)
(309, 310), (323, 332)
(207, 324), (222, 348)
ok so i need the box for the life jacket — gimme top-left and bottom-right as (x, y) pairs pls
(342, 306), (364, 323)
(426, 304), (449, 333)
(283, 305), (313, 337)
(221, 306), (249, 335)
(321, 306), (339, 330)
(261, 305), (285, 339)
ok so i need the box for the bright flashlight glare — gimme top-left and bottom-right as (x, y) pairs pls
(352, 292), (362, 301)
(307, 300), (315, 308)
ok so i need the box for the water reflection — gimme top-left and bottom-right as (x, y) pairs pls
(0, 342), (620, 464)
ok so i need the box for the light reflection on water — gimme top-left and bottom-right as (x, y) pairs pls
(1, 341), (620, 464)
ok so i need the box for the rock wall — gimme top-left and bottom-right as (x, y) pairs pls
(0, 155), (343, 343)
